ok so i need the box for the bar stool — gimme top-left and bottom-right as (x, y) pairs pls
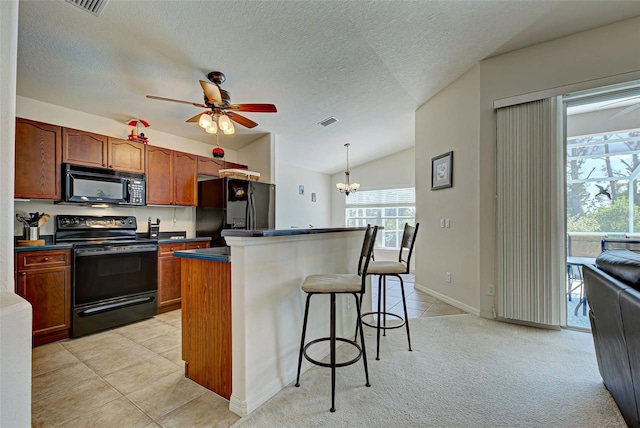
(361, 223), (419, 360)
(295, 225), (378, 412)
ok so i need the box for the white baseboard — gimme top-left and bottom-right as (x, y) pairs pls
(413, 282), (481, 317)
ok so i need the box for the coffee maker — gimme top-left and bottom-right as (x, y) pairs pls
(148, 217), (160, 239)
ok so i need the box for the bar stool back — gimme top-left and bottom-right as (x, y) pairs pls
(295, 225), (378, 412)
(361, 222), (419, 360)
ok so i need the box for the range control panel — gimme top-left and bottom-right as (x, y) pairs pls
(56, 215), (137, 230)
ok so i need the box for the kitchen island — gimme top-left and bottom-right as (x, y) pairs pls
(173, 227), (371, 417)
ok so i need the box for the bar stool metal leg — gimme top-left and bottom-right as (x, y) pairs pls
(330, 292), (336, 412)
(295, 294), (312, 387)
(354, 292), (371, 387)
(398, 276), (412, 351)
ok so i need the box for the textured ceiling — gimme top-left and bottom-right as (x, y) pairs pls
(16, 1), (640, 174)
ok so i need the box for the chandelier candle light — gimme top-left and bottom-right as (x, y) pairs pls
(336, 143), (360, 196)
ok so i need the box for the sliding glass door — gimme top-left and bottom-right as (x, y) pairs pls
(564, 81), (640, 329)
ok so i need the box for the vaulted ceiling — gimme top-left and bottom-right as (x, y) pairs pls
(16, 1), (640, 174)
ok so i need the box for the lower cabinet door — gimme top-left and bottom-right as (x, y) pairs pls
(16, 266), (71, 344)
(158, 256), (182, 313)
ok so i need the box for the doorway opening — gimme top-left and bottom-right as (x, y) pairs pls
(564, 80), (640, 329)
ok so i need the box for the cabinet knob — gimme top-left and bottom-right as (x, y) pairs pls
(20, 272), (26, 276)
(109, 165), (113, 168)
(170, 248), (174, 251)
(102, 163), (106, 167)
(42, 257), (49, 262)
(196, 246), (200, 249)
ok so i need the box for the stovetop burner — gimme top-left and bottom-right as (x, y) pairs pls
(55, 215), (155, 246)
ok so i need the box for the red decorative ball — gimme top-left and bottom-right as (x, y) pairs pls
(212, 147), (225, 158)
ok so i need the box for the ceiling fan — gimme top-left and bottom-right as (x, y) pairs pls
(146, 71), (277, 134)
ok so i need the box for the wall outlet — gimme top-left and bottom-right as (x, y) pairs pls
(445, 218), (450, 228)
(487, 284), (495, 296)
(440, 218), (445, 228)
(446, 272), (451, 283)
(347, 296), (352, 309)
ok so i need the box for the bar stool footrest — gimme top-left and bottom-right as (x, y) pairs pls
(361, 311), (406, 330)
(303, 337), (362, 368)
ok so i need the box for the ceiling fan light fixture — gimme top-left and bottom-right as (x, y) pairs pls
(218, 114), (232, 132)
(222, 121), (235, 135)
(205, 122), (218, 134)
(198, 113), (213, 129)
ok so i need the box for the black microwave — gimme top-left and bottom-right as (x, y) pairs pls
(62, 163), (146, 206)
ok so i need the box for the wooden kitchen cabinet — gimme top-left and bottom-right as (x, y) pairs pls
(14, 118), (62, 200)
(63, 128), (146, 173)
(15, 249), (71, 347)
(146, 146), (197, 206)
(157, 241), (210, 313)
(174, 151), (197, 205)
(197, 156), (248, 177)
(107, 137), (146, 173)
(62, 128), (108, 168)
(146, 146), (173, 205)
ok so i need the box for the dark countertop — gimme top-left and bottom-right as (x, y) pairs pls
(221, 227), (367, 238)
(172, 247), (231, 263)
(15, 243), (74, 252)
(157, 237), (211, 244)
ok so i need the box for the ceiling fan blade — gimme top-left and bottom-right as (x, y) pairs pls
(227, 103), (277, 113)
(227, 112), (258, 128)
(186, 112), (209, 123)
(608, 102), (640, 121)
(146, 95), (207, 108)
(199, 80), (222, 105)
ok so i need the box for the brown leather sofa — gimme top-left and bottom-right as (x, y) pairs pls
(583, 249), (640, 428)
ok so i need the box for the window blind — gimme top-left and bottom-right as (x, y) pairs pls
(345, 188), (415, 207)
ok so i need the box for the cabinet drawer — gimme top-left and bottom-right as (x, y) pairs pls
(159, 243), (186, 256)
(17, 250), (70, 270)
(185, 241), (210, 250)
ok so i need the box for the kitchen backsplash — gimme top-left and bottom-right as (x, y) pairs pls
(14, 200), (195, 238)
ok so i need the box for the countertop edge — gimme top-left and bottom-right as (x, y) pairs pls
(221, 227), (367, 238)
(173, 248), (231, 263)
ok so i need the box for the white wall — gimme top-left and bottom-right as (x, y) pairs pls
(1, 2), (31, 426)
(238, 134), (275, 184)
(415, 16), (640, 318)
(330, 147), (415, 227)
(415, 65), (480, 312)
(274, 162), (331, 229)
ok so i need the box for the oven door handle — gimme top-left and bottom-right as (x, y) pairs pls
(75, 247), (158, 256)
(77, 295), (156, 317)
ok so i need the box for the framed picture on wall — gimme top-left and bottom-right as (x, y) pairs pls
(431, 151), (453, 190)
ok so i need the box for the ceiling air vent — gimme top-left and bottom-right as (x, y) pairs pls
(319, 116), (338, 127)
(66, 0), (109, 17)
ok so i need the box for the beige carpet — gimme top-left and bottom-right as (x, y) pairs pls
(231, 314), (625, 428)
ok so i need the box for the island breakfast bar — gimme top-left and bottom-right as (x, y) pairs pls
(173, 227), (372, 417)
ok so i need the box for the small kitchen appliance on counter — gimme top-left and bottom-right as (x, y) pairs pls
(148, 217), (160, 239)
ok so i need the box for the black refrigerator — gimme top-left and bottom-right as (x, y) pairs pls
(196, 178), (276, 247)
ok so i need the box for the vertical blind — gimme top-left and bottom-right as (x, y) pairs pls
(496, 97), (565, 326)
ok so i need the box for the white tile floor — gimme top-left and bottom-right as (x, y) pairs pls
(32, 277), (464, 427)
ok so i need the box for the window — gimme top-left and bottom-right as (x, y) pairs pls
(345, 188), (415, 248)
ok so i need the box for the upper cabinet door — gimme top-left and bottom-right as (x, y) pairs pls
(197, 156), (224, 177)
(146, 145), (174, 205)
(15, 118), (62, 200)
(174, 151), (197, 206)
(62, 128), (108, 168)
(108, 137), (145, 173)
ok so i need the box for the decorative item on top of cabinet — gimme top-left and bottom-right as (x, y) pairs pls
(15, 249), (71, 347)
(157, 241), (210, 313)
(14, 118), (62, 200)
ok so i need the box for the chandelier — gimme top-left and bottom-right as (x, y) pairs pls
(198, 112), (235, 135)
(336, 143), (360, 196)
